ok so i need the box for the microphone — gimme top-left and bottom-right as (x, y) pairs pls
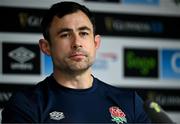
(144, 100), (174, 123)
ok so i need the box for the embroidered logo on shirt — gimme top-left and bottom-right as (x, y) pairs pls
(109, 106), (127, 124)
(49, 111), (65, 120)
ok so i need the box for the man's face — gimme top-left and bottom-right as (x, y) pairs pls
(48, 10), (100, 74)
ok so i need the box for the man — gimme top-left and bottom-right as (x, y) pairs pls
(2, 1), (151, 123)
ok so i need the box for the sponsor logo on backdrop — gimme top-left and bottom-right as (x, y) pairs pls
(0, 91), (12, 103)
(174, 0), (180, 5)
(144, 90), (180, 111)
(105, 17), (163, 33)
(94, 11), (180, 38)
(84, 0), (120, 2)
(8, 47), (35, 65)
(2, 42), (40, 74)
(1, 7), (180, 39)
(124, 48), (158, 78)
(122, 0), (159, 6)
(92, 52), (118, 70)
(155, 94), (180, 107)
(0, 84), (33, 108)
(19, 12), (42, 28)
(44, 55), (53, 75)
(161, 49), (180, 79)
(0, 7), (45, 32)
(0, 91), (12, 108)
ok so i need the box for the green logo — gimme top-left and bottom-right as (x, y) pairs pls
(126, 51), (156, 75)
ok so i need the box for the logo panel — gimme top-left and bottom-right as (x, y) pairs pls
(122, 0), (160, 6)
(137, 89), (180, 111)
(161, 49), (180, 79)
(44, 54), (53, 75)
(2, 42), (40, 74)
(124, 48), (158, 78)
(92, 52), (118, 70)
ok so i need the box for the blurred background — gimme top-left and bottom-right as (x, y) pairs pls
(0, 0), (180, 123)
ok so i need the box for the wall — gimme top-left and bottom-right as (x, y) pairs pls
(0, 0), (180, 123)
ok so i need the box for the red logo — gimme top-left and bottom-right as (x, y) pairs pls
(109, 106), (127, 124)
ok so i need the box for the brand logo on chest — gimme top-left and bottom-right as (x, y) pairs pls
(49, 111), (65, 121)
(109, 106), (127, 124)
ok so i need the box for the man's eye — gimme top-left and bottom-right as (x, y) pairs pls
(80, 32), (89, 36)
(60, 33), (70, 38)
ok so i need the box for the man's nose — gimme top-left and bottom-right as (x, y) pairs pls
(71, 34), (82, 49)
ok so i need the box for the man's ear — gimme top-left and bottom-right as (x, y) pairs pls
(94, 34), (101, 49)
(39, 39), (51, 56)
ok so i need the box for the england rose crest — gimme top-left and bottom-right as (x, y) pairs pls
(109, 106), (127, 124)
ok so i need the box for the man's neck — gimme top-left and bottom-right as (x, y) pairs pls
(53, 69), (93, 89)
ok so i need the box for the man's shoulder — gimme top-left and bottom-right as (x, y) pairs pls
(8, 75), (51, 105)
(94, 77), (135, 96)
(24, 75), (51, 94)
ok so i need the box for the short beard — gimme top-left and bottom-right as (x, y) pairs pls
(62, 63), (93, 75)
(55, 57), (94, 75)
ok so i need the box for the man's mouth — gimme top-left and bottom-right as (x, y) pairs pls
(69, 52), (86, 61)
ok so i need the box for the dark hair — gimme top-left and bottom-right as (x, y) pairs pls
(41, 1), (96, 42)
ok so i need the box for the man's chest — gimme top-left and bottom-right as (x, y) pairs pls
(40, 94), (130, 123)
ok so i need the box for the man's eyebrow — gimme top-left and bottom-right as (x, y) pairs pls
(57, 28), (72, 34)
(78, 26), (91, 31)
(57, 26), (91, 35)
